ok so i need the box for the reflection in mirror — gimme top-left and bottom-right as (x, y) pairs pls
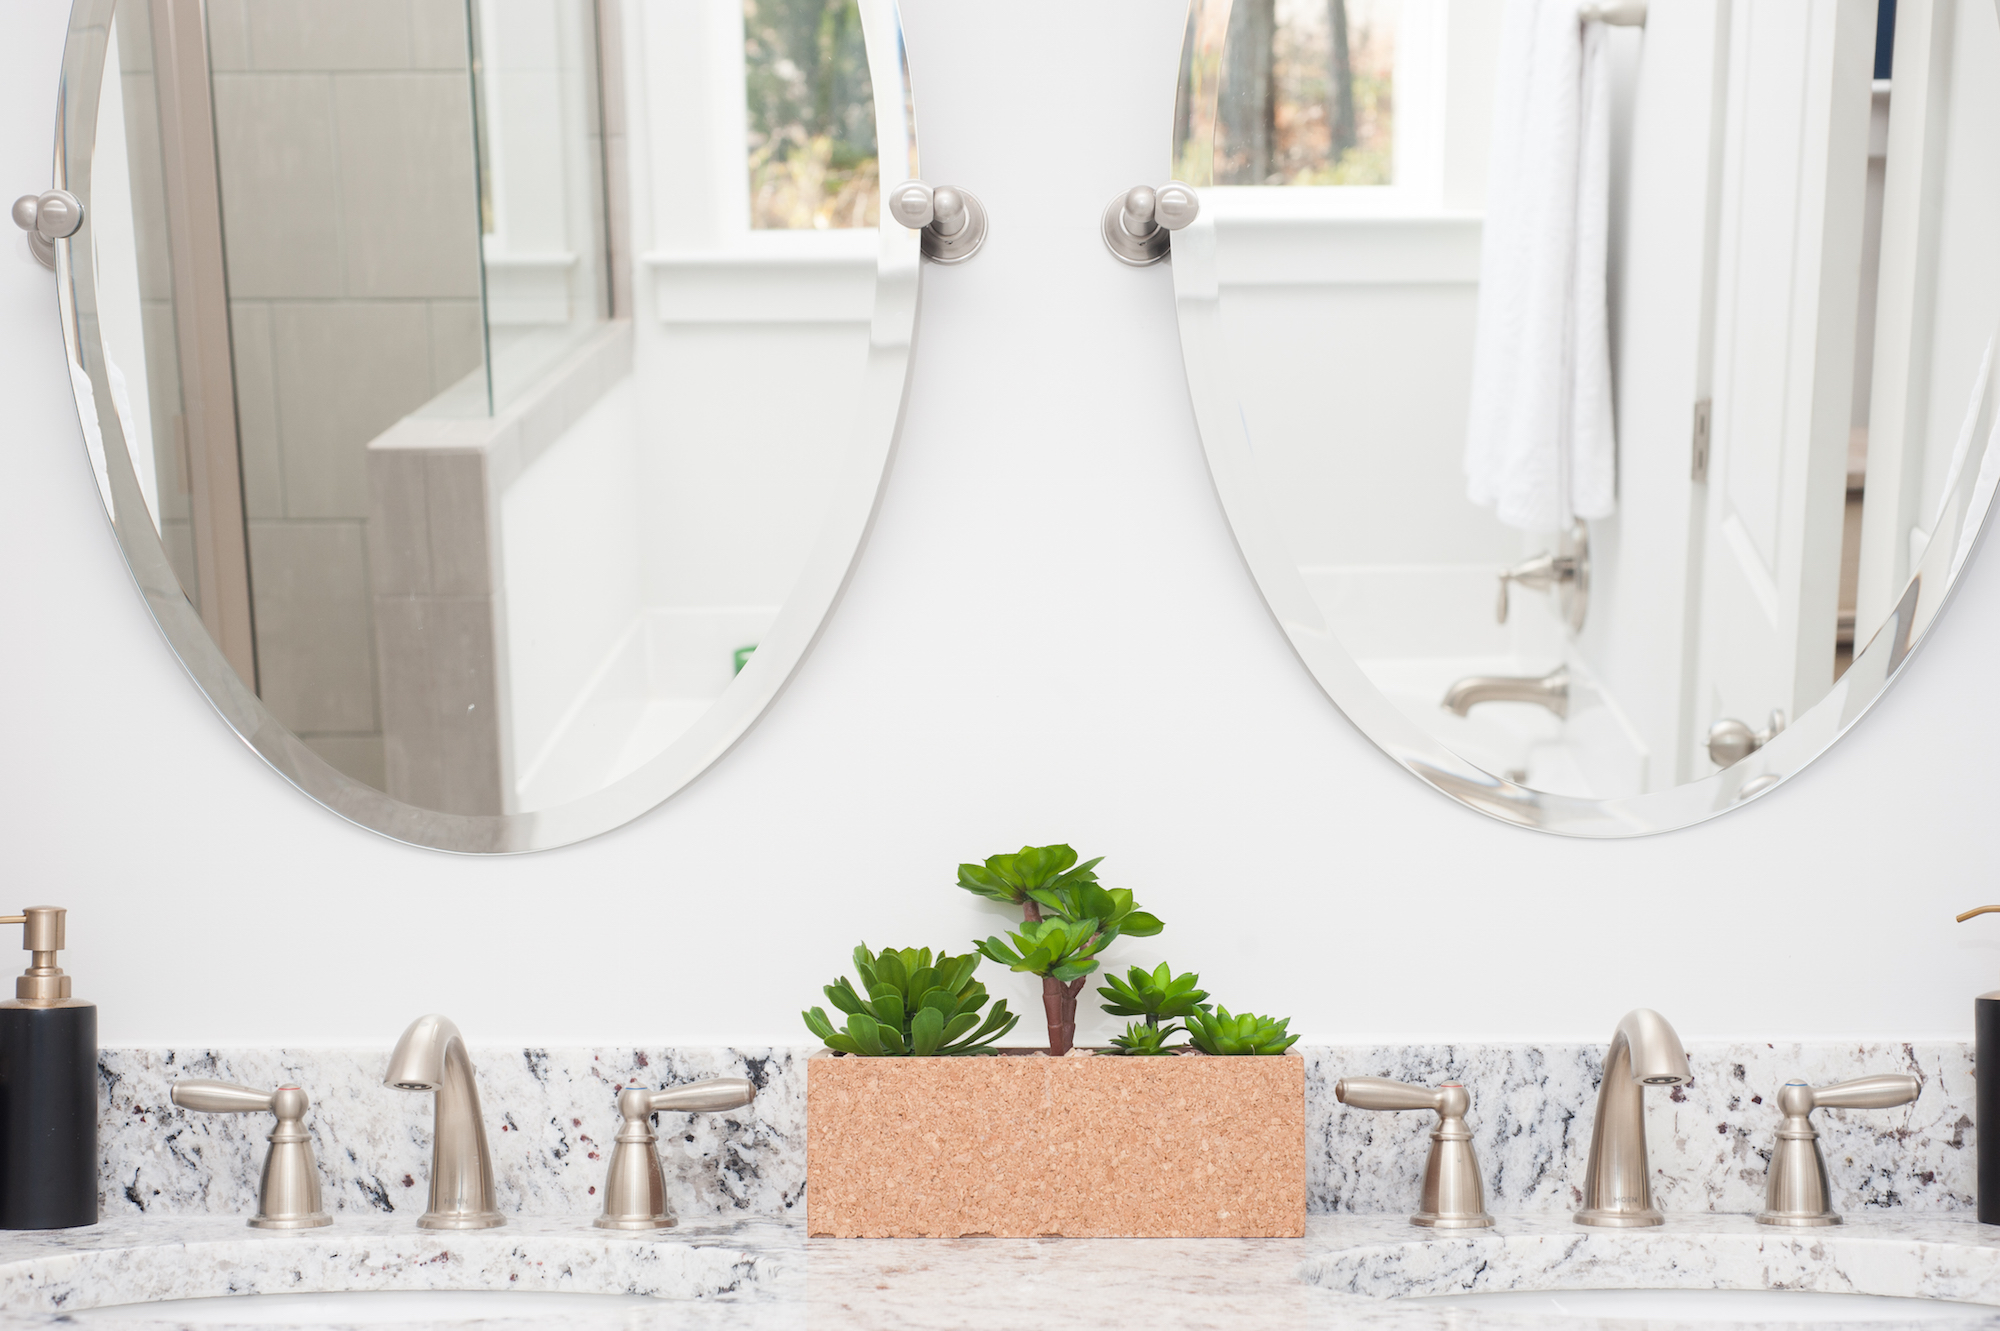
(61, 0), (920, 850)
(1172, 0), (2000, 834)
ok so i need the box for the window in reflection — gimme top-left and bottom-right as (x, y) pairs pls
(744, 0), (879, 229)
(1212, 0), (1395, 187)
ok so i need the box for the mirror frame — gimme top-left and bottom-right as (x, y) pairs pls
(1169, 0), (2000, 836)
(49, 0), (921, 852)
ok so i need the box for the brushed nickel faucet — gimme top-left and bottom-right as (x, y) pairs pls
(1335, 1077), (1492, 1228)
(385, 1014), (504, 1230)
(1443, 665), (1571, 719)
(1576, 1008), (1691, 1227)
(171, 1079), (331, 1229)
(595, 1078), (757, 1230)
(1757, 1074), (1919, 1226)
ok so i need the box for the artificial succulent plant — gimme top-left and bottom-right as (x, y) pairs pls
(1108, 1020), (1184, 1056)
(1097, 963), (1210, 1028)
(1184, 1006), (1300, 1056)
(802, 944), (1018, 1056)
(1095, 963), (1211, 1055)
(959, 844), (1163, 1055)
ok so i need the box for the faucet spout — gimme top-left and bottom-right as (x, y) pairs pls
(386, 1015), (505, 1230)
(1442, 665), (1570, 719)
(1576, 1008), (1691, 1227)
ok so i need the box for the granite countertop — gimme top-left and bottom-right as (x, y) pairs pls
(4, 1213), (2000, 1329)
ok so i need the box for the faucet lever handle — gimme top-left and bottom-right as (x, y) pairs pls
(1335, 1078), (1490, 1229)
(597, 1078), (760, 1231)
(171, 1078), (277, 1115)
(1759, 1074), (1919, 1227)
(1335, 1077), (1450, 1114)
(170, 1079), (331, 1230)
(1800, 1074), (1919, 1113)
(645, 1077), (755, 1116)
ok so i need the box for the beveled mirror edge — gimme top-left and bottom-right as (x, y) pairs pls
(1164, 0), (2000, 837)
(49, 0), (922, 854)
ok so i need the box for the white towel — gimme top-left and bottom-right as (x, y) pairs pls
(1464, 0), (1617, 532)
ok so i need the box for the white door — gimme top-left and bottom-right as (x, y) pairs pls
(1580, 0), (1726, 792)
(1690, 0), (1873, 769)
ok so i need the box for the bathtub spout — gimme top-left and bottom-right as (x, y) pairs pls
(1442, 666), (1570, 720)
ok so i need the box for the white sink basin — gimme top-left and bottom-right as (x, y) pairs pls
(1402, 1288), (1997, 1323)
(66, 1290), (669, 1325)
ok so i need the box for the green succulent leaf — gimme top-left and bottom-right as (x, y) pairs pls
(845, 1010), (888, 1056)
(943, 1001), (1018, 1053)
(909, 1005), (944, 1057)
(1183, 1006), (1300, 1056)
(823, 977), (867, 1016)
(803, 943), (1017, 1057)
(870, 990), (905, 1036)
(937, 1010), (981, 1046)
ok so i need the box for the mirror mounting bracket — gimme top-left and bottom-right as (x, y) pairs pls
(888, 180), (988, 264)
(1102, 184), (1198, 267)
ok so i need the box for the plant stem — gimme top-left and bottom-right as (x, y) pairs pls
(1043, 976), (1087, 1056)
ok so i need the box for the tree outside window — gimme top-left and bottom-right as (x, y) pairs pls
(1208, 0), (1395, 187)
(744, 0), (880, 228)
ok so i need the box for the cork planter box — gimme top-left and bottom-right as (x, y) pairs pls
(805, 1051), (1305, 1238)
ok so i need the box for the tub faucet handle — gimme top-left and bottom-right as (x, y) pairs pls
(171, 1079), (331, 1229)
(596, 1077), (756, 1230)
(1758, 1074), (1919, 1227)
(1335, 1077), (1492, 1228)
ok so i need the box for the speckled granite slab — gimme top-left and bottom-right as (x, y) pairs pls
(95, 1041), (1973, 1225)
(98, 1048), (803, 1224)
(5, 1214), (2000, 1330)
(1305, 1042), (1974, 1218)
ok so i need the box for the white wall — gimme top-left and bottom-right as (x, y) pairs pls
(2, 0), (1998, 1051)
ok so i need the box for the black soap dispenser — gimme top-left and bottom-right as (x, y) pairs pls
(1960, 906), (2000, 1225)
(0, 907), (97, 1229)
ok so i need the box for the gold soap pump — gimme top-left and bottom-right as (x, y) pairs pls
(0, 906), (99, 1229)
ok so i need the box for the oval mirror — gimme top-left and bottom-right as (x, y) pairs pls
(49, 0), (919, 850)
(1169, 0), (2000, 835)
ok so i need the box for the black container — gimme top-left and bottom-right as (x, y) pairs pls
(1981, 993), (2000, 1225)
(0, 1001), (98, 1229)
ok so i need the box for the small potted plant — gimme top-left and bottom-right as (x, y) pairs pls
(804, 845), (1305, 1238)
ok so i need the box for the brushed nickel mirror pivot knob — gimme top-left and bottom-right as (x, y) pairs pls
(11, 189), (83, 270)
(1102, 183), (1199, 266)
(1707, 709), (1786, 768)
(889, 180), (987, 264)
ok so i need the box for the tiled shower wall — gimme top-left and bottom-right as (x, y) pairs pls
(205, 0), (486, 789)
